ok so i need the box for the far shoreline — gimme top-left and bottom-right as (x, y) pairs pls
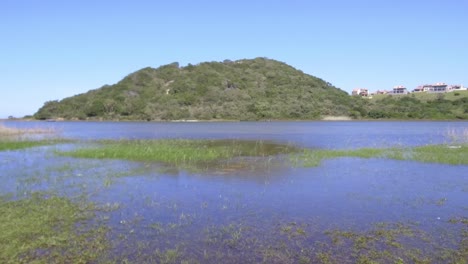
(2, 117), (467, 123)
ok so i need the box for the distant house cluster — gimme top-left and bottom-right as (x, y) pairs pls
(352, 83), (466, 97)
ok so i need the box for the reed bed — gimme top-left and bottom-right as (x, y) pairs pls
(0, 123), (55, 136)
(0, 123), (62, 151)
(445, 127), (468, 144)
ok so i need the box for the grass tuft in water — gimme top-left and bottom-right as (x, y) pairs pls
(59, 139), (298, 170)
(294, 144), (468, 167)
(0, 139), (59, 151)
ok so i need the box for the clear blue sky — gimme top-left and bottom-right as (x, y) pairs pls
(1, 0), (467, 118)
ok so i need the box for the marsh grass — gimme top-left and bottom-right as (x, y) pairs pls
(0, 123), (60, 152)
(411, 144), (468, 164)
(58, 139), (298, 171)
(0, 193), (108, 263)
(0, 123), (55, 136)
(58, 138), (466, 171)
(322, 222), (467, 264)
(446, 127), (468, 145)
(0, 140), (55, 151)
(0, 124), (65, 151)
(295, 144), (468, 167)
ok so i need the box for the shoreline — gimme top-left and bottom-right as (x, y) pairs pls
(2, 118), (467, 123)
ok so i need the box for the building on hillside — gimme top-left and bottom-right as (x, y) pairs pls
(421, 84), (433, 92)
(352, 88), (369, 97)
(448, 84), (466, 92)
(413, 86), (424, 92)
(414, 83), (465, 93)
(392, 85), (408, 94)
(431, 83), (448, 93)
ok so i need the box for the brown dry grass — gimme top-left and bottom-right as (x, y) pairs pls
(0, 123), (55, 136)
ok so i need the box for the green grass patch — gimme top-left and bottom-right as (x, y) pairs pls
(60, 139), (467, 168)
(0, 138), (68, 151)
(411, 144), (468, 164)
(0, 140), (53, 151)
(295, 144), (468, 167)
(0, 193), (108, 263)
(59, 139), (298, 168)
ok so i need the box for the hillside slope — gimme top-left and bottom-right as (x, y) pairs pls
(34, 58), (354, 121)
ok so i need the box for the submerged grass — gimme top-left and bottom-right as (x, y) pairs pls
(321, 222), (467, 264)
(295, 144), (468, 167)
(0, 193), (108, 263)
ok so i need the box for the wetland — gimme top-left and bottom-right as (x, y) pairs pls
(0, 121), (467, 263)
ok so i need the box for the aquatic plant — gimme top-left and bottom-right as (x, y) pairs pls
(0, 124), (63, 151)
(294, 144), (468, 167)
(445, 127), (468, 145)
(0, 193), (108, 263)
(321, 222), (467, 264)
(0, 140), (53, 151)
(58, 139), (298, 171)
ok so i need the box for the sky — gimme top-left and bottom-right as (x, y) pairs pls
(1, 0), (467, 118)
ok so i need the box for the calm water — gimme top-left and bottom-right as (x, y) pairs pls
(7, 120), (468, 148)
(1, 121), (467, 263)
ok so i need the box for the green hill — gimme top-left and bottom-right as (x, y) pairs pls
(33, 58), (467, 121)
(34, 58), (354, 121)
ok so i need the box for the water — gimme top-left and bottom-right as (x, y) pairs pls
(1, 121), (467, 263)
(5, 120), (467, 148)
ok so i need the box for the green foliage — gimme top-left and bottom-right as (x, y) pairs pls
(34, 58), (352, 121)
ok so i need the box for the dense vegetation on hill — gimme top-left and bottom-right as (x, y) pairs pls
(34, 58), (467, 121)
(361, 92), (468, 119)
(33, 58), (355, 121)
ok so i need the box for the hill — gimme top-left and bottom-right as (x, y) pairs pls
(33, 58), (467, 121)
(34, 58), (355, 121)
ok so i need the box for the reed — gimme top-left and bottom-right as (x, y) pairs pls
(445, 127), (468, 144)
(0, 123), (55, 136)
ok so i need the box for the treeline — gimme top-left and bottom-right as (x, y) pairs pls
(34, 58), (467, 121)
